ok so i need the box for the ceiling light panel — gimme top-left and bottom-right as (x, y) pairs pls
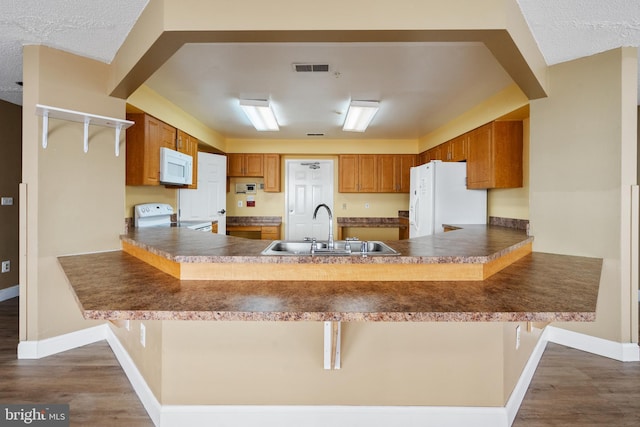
(239, 99), (280, 131)
(343, 101), (380, 132)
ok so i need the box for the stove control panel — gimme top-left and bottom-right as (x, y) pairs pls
(134, 203), (174, 218)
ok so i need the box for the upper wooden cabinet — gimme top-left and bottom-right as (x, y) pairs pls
(339, 154), (377, 193)
(177, 130), (198, 189)
(263, 154), (281, 192)
(126, 113), (178, 186)
(378, 154), (416, 193)
(339, 154), (414, 193)
(227, 153), (281, 192)
(443, 134), (468, 162)
(227, 153), (264, 177)
(467, 121), (523, 189)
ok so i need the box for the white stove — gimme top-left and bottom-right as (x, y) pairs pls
(134, 203), (212, 231)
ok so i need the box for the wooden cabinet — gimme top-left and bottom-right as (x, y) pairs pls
(467, 121), (523, 189)
(227, 153), (281, 192)
(442, 134), (468, 162)
(338, 154), (359, 192)
(399, 216), (410, 240)
(340, 154), (414, 193)
(339, 154), (377, 193)
(263, 154), (281, 192)
(378, 154), (415, 192)
(227, 153), (264, 177)
(358, 154), (378, 192)
(126, 113), (177, 186)
(177, 130), (198, 189)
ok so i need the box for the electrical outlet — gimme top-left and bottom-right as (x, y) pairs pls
(342, 203), (347, 210)
(237, 200), (243, 208)
(1, 261), (9, 273)
(140, 323), (146, 347)
(364, 203), (370, 209)
(515, 325), (521, 350)
(125, 320), (130, 331)
(1, 197), (13, 206)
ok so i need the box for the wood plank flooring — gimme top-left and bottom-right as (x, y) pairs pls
(0, 298), (153, 427)
(2, 296), (639, 426)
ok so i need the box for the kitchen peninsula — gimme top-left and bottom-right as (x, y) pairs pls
(59, 225), (601, 323)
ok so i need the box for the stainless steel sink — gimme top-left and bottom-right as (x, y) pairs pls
(261, 240), (399, 256)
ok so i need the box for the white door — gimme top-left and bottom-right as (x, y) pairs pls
(179, 152), (227, 234)
(285, 160), (334, 241)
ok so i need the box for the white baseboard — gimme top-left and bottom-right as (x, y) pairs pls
(16, 322), (639, 426)
(17, 324), (107, 359)
(105, 326), (162, 426)
(505, 327), (549, 425)
(159, 405), (508, 427)
(546, 325), (640, 362)
(0, 285), (19, 301)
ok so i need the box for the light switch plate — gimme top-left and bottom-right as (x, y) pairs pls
(1, 197), (13, 206)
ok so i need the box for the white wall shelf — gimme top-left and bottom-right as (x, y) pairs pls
(36, 104), (134, 156)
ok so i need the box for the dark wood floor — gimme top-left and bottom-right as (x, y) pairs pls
(2, 296), (640, 426)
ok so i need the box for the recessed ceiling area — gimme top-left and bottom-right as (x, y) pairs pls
(144, 42), (514, 140)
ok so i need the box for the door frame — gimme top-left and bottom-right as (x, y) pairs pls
(284, 158), (335, 240)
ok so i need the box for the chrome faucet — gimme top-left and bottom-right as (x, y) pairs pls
(313, 203), (334, 250)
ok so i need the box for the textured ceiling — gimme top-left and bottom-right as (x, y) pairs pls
(0, 0), (148, 105)
(1, 0), (639, 119)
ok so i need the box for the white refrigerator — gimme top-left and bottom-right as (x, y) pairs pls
(409, 161), (487, 238)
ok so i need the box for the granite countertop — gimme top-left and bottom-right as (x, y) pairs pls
(57, 224), (602, 322)
(226, 216), (282, 226)
(58, 250), (601, 322)
(337, 217), (403, 228)
(119, 225), (534, 265)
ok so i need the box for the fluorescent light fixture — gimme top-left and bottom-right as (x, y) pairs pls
(343, 101), (379, 132)
(239, 99), (279, 131)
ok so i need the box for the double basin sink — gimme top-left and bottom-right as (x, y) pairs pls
(261, 240), (399, 256)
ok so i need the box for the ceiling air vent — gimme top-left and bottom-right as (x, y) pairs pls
(293, 63), (330, 73)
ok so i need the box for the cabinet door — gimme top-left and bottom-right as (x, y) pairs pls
(160, 122), (177, 149)
(338, 155), (359, 192)
(449, 135), (468, 162)
(397, 154), (416, 192)
(263, 154), (281, 192)
(245, 154), (264, 177)
(358, 154), (378, 192)
(377, 155), (396, 192)
(428, 146), (442, 161)
(227, 154), (245, 176)
(144, 115), (162, 184)
(177, 130), (198, 189)
(417, 151), (429, 165)
(467, 123), (493, 188)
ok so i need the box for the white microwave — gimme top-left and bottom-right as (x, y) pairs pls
(160, 147), (193, 185)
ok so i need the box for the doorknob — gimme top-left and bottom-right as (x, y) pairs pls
(218, 209), (226, 214)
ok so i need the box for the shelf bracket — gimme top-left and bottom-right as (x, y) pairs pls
(35, 104), (134, 156)
(41, 108), (49, 149)
(83, 116), (91, 153)
(323, 321), (341, 370)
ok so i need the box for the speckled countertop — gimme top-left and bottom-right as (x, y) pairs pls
(226, 216), (282, 226)
(119, 224), (534, 265)
(337, 217), (403, 228)
(59, 250), (601, 322)
(57, 225), (602, 322)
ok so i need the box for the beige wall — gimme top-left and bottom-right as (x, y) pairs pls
(0, 100), (21, 291)
(529, 48), (638, 343)
(21, 46), (126, 339)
